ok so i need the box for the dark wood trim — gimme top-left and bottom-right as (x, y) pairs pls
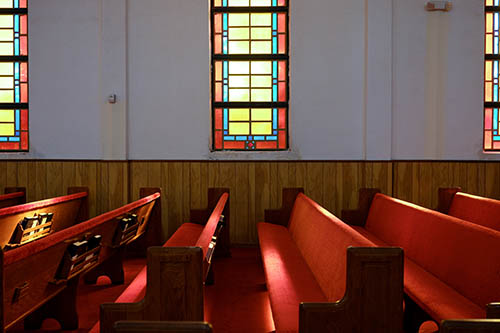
(264, 187), (303, 227)
(67, 186), (89, 222)
(440, 319), (500, 332)
(341, 188), (381, 227)
(436, 187), (461, 214)
(113, 321), (213, 333)
(299, 247), (404, 333)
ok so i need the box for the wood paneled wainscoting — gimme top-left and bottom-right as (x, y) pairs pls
(0, 161), (498, 245)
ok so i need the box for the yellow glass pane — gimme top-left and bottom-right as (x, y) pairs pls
(251, 41), (272, 54)
(0, 16), (12, 28)
(0, 0), (12, 8)
(0, 42), (13, 56)
(229, 14), (249, 27)
(229, 28), (250, 40)
(0, 90), (13, 102)
(229, 122), (250, 135)
(486, 82), (493, 102)
(487, 13), (493, 34)
(228, 0), (249, 5)
(251, 61), (272, 74)
(229, 76), (250, 88)
(229, 61), (250, 74)
(0, 77), (12, 89)
(251, 89), (272, 101)
(486, 34), (493, 55)
(251, 13), (271, 26)
(487, 0), (494, 6)
(0, 123), (14, 136)
(229, 109), (250, 121)
(251, 76), (272, 87)
(0, 62), (12, 75)
(250, 0), (271, 5)
(251, 122), (272, 135)
(229, 88), (250, 101)
(251, 27), (271, 40)
(0, 30), (12, 41)
(486, 61), (493, 81)
(251, 109), (272, 121)
(229, 41), (249, 54)
(0, 109), (13, 122)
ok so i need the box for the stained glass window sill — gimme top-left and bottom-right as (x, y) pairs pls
(208, 149), (299, 160)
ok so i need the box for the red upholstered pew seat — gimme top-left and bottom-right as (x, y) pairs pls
(447, 192), (500, 232)
(258, 193), (403, 333)
(351, 193), (500, 326)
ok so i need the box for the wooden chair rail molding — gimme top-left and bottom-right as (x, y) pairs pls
(340, 188), (381, 226)
(1, 187), (26, 208)
(113, 321), (213, 333)
(263, 187), (303, 226)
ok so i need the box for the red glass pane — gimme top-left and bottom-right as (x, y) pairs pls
(215, 82), (222, 102)
(278, 108), (286, 129)
(215, 108), (222, 129)
(215, 14), (222, 33)
(278, 0), (285, 5)
(278, 61), (286, 81)
(279, 131), (286, 149)
(215, 35), (222, 54)
(278, 35), (286, 54)
(21, 109), (28, 130)
(214, 0), (222, 6)
(278, 82), (286, 101)
(215, 131), (223, 149)
(256, 141), (276, 149)
(20, 0), (27, 8)
(20, 15), (27, 35)
(494, 141), (500, 150)
(485, 131), (492, 150)
(21, 132), (28, 150)
(20, 36), (27, 56)
(485, 108), (493, 130)
(278, 14), (286, 33)
(21, 63), (27, 82)
(215, 61), (222, 81)
(224, 141), (245, 149)
(21, 83), (27, 103)
(0, 142), (18, 150)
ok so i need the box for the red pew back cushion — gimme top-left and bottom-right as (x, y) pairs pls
(448, 192), (500, 232)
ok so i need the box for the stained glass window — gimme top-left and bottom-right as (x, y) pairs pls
(0, 0), (28, 152)
(211, 0), (288, 150)
(485, 0), (500, 151)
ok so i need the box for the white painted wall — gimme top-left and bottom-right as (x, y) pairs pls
(0, 0), (494, 160)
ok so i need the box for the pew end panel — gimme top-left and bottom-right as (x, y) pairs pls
(488, 303), (500, 319)
(340, 188), (381, 227)
(440, 319), (500, 332)
(437, 187), (461, 214)
(264, 187), (303, 227)
(67, 186), (90, 222)
(2, 187), (26, 208)
(190, 188), (230, 258)
(113, 321), (213, 333)
(299, 247), (404, 333)
(99, 247), (204, 333)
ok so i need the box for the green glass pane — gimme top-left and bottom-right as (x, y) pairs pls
(251, 41), (271, 54)
(229, 76), (250, 88)
(229, 88), (250, 102)
(0, 90), (13, 102)
(251, 27), (271, 40)
(251, 89), (272, 101)
(229, 108), (250, 121)
(0, 16), (12, 29)
(251, 122), (272, 135)
(229, 14), (249, 27)
(250, 0), (271, 6)
(228, 0), (249, 5)
(0, 109), (13, 122)
(251, 13), (271, 26)
(0, 63), (12, 75)
(0, 77), (12, 89)
(0, 42), (13, 55)
(251, 109), (272, 121)
(251, 76), (272, 88)
(229, 41), (249, 54)
(251, 61), (272, 74)
(0, 123), (14, 136)
(229, 61), (250, 74)
(229, 122), (250, 135)
(0, 0), (12, 8)
(229, 28), (250, 40)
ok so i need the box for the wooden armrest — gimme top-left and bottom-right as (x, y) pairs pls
(264, 188), (303, 227)
(440, 319), (500, 332)
(113, 321), (213, 333)
(341, 188), (380, 227)
(437, 187), (461, 213)
(299, 247), (403, 333)
(488, 303), (500, 319)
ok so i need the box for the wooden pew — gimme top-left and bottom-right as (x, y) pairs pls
(342, 188), (500, 332)
(0, 187), (26, 209)
(260, 191), (404, 333)
(0, 187), (88, 250)
(94, 189), (229, 333)
(0, 190), (160, 332)
(113, 321), (213, 333)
